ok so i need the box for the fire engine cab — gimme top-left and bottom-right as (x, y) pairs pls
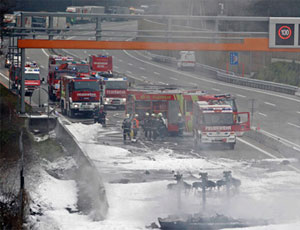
(9, 62), (41, 96)
(192, 101), (250, 149)
(48, 55), (73, 69)
(100, 76), (128, 109)
(60, 75), (100, 117)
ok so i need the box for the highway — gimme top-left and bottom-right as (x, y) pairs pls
(1, 20), (300, 167)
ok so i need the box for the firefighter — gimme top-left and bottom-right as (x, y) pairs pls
(143, 112), (150, 139)
(132, 114), (140, 141)
(177, 113), (185, 137)
(98, 105), (107, 127)
(122, 114), (132, 142)
(149, 113), (157, 140)
(157, 113), (167, 139)
(94, 106), (100, 123)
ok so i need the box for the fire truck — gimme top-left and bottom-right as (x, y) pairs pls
(48, 55), (73, 69)
(60, 76), (100, 117)
(192, 101), (250, 149)
(99, 74), (128, 109)
(66, 62), (90, 77)
(9, 62), (41, 96)
(126, 86), (250, 136)
(89, 55), (113, 73)
(48, 65), (77, 101)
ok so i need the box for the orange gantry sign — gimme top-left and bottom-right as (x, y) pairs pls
(18, 38), (300, 52)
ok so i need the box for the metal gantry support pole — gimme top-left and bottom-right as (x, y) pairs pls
(20, 12), (26, 114)
(49, 16), (54, 40)
(199, 172), (208, 211)
(96, 16), (102, 41)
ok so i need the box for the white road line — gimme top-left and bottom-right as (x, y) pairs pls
(264, 102), (276, 107)
(212, 88), (220, 91)
(258, 112), (267, 117)
(237, 137), (300, 173)
(126, 70), (132, 74)
(114, 66), (119, 69)
(288, 122), (300, 129)
(236, 94), (246, 98)
(0, 72), (9, 81)
(122, 49), (300, 103)
(41, 49), (49, 57)
(297, 111), (300, 114)
(141, 76), (147, 79)
(154, 72), (160, 75)
(62, 49), (81, 59)
(159, 81), (166, 85)
(26, 57), (30, 59)
(170, 77), (178, 81)
(128, 63), (133, 66)
(119, 59), (123, 62)
(40, 65), (45, 69)
(189, 82), (198, 86)
(139, 67), (145, 70)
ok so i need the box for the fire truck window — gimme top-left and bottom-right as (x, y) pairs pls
(203, 113), (234, 126)
(168, 101), (180, 124)
(135, 101), (151, 110)
(24, 73), (39, 80)
(74, 81), (99, 91)
(186, 100), (193, 112)
(105, 81), (127, 90)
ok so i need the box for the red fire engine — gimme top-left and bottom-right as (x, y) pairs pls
(99, 74), (128, 109)
(48, 55), (73, 69)
(60, 75), (100, 117)
(192, 101), (250, 150)
(9, 62), (41, 96)
(89, 55), (113, 73)
(48, 65), (77, 101)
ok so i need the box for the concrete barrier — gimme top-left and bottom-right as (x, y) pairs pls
(55, 117), (108, 221)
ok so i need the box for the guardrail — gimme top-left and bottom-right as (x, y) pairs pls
(216, 71), (299, 95)
(146, 51), (299, 96)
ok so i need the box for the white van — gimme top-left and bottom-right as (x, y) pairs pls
(177, 51), (196, 70)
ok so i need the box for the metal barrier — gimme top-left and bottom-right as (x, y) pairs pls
(216, 71), (299, 95)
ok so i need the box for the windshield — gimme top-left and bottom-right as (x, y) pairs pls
(24, 73), (39, 80)
(73, 81), (99, 91)
(203, 113), (234, 126)
(105, 81), (127, 89)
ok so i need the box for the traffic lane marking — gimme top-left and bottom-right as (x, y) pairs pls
(119, 59), (123, 62)
(126, 70), (132, 74)
(236, 94), (246, 98)
(170, 77), (178, 81)
(154, 72), (160, 75)
(237, 137), (300, 173)
(212, 88), (220, 91)
(264, 102), (276, 107)
(288, 122), (300, 129)
(0, 72), (9, 81)
(128, 63), (133, 66)
(42, 49), (49, 57)
(123, 50), (300, 103)
(258, 112), (267, 117)
(297, 111), (300, 114)
(139, 67), (145, 70)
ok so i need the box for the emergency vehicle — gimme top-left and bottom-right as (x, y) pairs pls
(89, 55), (113, 73)
(47, 65), (77, 101)
(48, 55), (73, 69)
(67, 62), (90, 77)
(98, 74), (128, 109)
(60, 76), (100, 117)
(192, 101), (250, 149)
(126, 88), (183, 134)
(177, 51), (196, 70)
(9, 62), (41, 96)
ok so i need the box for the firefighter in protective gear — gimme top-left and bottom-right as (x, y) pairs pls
(132, 114), (140, 140)
(143, 112), (150, 139)
(177, 113), (185, 137)
(122, 114), (131, 142)
(149, 113), (157, 140)
(157, 113), (167, 139)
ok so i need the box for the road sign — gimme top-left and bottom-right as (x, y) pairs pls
(230, 52), (238, 65)
(269, 17), (300, 48)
